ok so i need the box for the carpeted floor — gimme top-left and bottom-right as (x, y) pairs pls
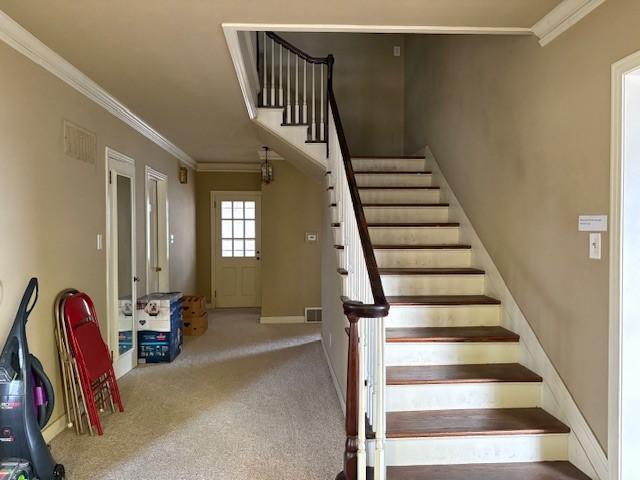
(51, 308), (344, 479)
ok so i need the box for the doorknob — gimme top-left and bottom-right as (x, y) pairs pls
(155, 267), (162, 272)
(133, 276), (140, 283)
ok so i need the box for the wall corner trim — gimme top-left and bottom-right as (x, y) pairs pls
(0, 9), (196, 169)
(423, 145), (608, 480)
(532, 0), (608, 47)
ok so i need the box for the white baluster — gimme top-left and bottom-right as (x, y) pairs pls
(320, 64), (325, 141)
(263, 33), (267, 106)
(374, 316), (386, 480)
(295, 56), (300, 123)
(279, 44), (283, 107)
(286, 50), (291, 123)
(311, 63), (316, 141)
(270, 38), (275, 106)
(303, 61), (308, 126)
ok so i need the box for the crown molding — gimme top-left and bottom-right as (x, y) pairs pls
(532, 0), (608, 46)
(0, 10), (196, 169)
(197, 162), (262, 173)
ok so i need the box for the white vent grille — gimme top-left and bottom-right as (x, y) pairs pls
(305, 307), (322, 323)
(63, 120), (97, 165)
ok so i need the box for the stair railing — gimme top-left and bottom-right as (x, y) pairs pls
(257, 32), (390, 480)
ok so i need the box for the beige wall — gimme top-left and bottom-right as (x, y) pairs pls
(0, 42), (196, 428)
(261, 161), (323, 317)
(195, 171), (262, 301)
(403, 0), (640, 449)
(281, 32), (406, 157)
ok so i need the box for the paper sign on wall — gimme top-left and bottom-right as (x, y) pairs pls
(578, 215), (608, 232)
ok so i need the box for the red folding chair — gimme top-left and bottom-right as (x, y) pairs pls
(63, 292), (124, 435)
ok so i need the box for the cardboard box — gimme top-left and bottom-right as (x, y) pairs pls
(137, 328), (183, 363)
(137, 292), (183, 332)
(183, 312), (208, 336)
(182, 295), (207, 318)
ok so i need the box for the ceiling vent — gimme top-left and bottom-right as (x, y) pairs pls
(305, 307), (322, 323)
(63, 120), (97, 165)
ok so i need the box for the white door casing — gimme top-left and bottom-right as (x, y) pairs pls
(145, 166), (169, 294)
(211, 191), (262, 308)
(106, 147), (137, 379)
(610, 49), (640, 480)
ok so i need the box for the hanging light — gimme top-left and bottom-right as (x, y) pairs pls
(261, 146), (274, 184)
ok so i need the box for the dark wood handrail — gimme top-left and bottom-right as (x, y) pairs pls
(326, 56), (389, 319)
(265, 32), (331, 65)
(264, 31), (389, 319)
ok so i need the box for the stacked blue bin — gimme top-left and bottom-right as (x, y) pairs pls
(136, 292), (183, 363)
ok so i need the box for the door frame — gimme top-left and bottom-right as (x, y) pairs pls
(144, 166), (170, 294)
(609, 49), (640, 480)
(105, 147), (137, 379)
(210, 190), (262, 307)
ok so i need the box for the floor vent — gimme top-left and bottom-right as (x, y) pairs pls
(63, 120), (97, 165)
(305, 307), (322, 323)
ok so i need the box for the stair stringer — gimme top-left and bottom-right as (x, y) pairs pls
(418, 145), (607, 480)
(253, 107), (328, 179)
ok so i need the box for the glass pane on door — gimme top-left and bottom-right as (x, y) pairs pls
(220, 201), (257, 257)
(117, 175), (134, 356)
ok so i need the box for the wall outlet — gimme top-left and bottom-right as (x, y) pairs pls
(170, 234), (175, 245)
(393, 46), (401, 57)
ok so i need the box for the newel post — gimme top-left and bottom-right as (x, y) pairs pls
(336, 311), (360, 480)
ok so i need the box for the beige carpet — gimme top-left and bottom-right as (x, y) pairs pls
(51, 308), (344, 479)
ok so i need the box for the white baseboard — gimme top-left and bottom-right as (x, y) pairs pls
(259, 315), (306, 324)
(42, 414), (70, 443)
(321, 336), (346, 415)
(423, 146), (607, 480)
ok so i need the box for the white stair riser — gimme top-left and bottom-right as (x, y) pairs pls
(381, 274), (485, 296)
(369, 227), (459, 245)
(365, 207), (449, 223)
(352, 158), (427, 172)
(375, 249), (471, 268)
(355, 173), (433, 187)
(380, 434), (569, 466)
(386, 305), (502, 327)
(386, 342), (519, 366)
(359, 189), (441, 204)
(386, 383), (541, 412)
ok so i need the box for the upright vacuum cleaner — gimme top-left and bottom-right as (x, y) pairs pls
(0, 278), (65, 479)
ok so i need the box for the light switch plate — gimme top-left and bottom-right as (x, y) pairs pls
(96, 234), (103, 251)
(393, 46), (401, 57)
(589, 233), (602, 260)
(305, 232), (318, 243)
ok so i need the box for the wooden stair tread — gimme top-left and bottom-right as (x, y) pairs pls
(359, 186), (440, 190)
(386, 326), (518, 343)
(355, 170), (432, 175)
(352, 155), (425, 159)
(363, 203), (449, 207)
(368, 222), (459, 228)
(379, 267), (484, 275)
(387, 363), (542, 385)
(386, 408), (570, 438)
(387, 295), (501, 306)
(374, 244), (471, 250)
(384, 462), (591, 480)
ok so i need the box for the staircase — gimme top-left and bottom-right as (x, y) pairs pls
(249, 32), (593, 480)
(345, 156), (590, 479)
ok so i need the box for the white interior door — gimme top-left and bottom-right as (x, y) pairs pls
(212, 192), (262, 307)
(145, 167), (169, 294)
(107, 149), (137, 379)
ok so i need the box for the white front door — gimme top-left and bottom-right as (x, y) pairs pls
(145, 167), (169, 294)
(107, 149), (137, 379)
(212, 192), (262, 307)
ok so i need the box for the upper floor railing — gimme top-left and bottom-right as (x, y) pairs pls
(256, 32), (390, 480)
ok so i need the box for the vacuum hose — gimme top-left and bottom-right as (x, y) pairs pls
(30, 354), (55, 429)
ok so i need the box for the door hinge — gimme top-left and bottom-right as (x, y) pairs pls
(109, 171), (112, 184)
(214, 200), (217, 208)
(214, 290), (217, 298)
